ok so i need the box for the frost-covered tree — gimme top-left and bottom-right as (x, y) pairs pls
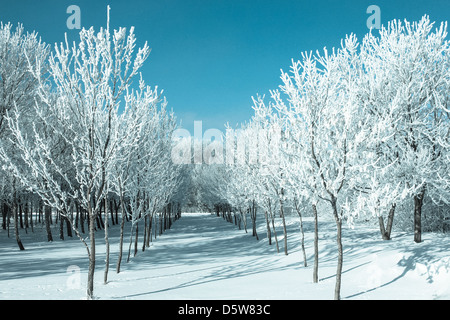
(106, 79), (174, 275)
(0, 22), (48, 134)
(124, 101), (181, 263)
(1, 7), (155, 298)
(246, 16), (449, 299)
(358, 16), (450, 242)
(263, 34), (371, 299)
(0, 22), (49, 250)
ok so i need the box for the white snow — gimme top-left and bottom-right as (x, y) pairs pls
(0, 212), (449, 300)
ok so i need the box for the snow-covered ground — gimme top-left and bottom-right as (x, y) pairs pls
(1, 212), (449, 300)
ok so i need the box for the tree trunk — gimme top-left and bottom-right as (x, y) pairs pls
(63, 209), (73, 237)
(127, 221), (136, 263)
(114, 199), (119, 225)
(168, 203), (173, 229)
(59, 211), (65, 240)
(414, 186), (426, 243)
(87, 202), (96, 300)
(331, 198), (343, 300)
(335, 215), (343, 300)
(116, 190), (126, 273)
(97, 212), (105, 230)
(110, 200), (115, 225)
(75, 202), (80, 231)
(154, 212), (158, 240)
(38, 201), (42, 224)
(80, 205), (85, 234)
(2, 203), (8, 230)
(13, 198), (25, 251)
(294, 198), (307, 267)
(142, 215), (148, 252)
(251, 200), (259, 240)
(378, 215), (388, 240)
(163, 206), (167, 231)
(237, 212), (241, 230)
(386, 203), (396, 239)
(268, 200), (280, 253)
(312, 203), (319, 284)
(240, 209), (247, 233)
(379, 203), (396, 240)
(134, 222), (139, 256)
(29, 201), (34, 233)
(7, 203), (10, 238)
(159, 212), (163, 236)
(24, 202), (29, 232)
(264, 210), (272, 245)
(104, 197), (110, 284)
(279, 199), (288, 255)
(45, 205), (53, 242)
(146, 211), (153, 247)
(19, 202), (24, 229)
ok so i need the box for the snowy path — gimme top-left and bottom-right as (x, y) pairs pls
(1, 212), (450, 300)
(97, 212), (304, 300)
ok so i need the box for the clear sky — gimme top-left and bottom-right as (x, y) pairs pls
(0, 0), (448, 133)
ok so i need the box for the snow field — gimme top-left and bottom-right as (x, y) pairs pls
(0, 212), (449, 300)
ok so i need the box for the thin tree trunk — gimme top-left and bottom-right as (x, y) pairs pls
(279, 199), (288, 255)
(29, 201), (34, 233)
(379, 215), (388, 240)
(127, 221), (135, 263)
(80, 205), (85, 234)
(331, 198), (343, 300)
(335, 215), (343, 300)
(64, 208), (73, 237)
(38, 201), (42, 224)
(386, 203), (396, 239)
(104, 197), (110, 284)
(97, 210), (105, 230)
(142, 215), (148, 252)
(251, 200), (259, 240)
(59, 211), (64, 240)
(110, 200), (115, 225)
(237, 211), (241, 230)
(24, 202), (29, 232)
(240, 209), (247, 233)
(19, 202), (24, 229)
(7, 203), (10, 238)
(87, 204), (96, 300)
(2, 203), (7, 230)
(312, 203), (319, 284)
(264, 210), (272, 245)
(159, 211), (163, 236)
(75, 202), (80, 231)
(114, 199), (119, 225)
(268, 199), (280, 253)
(134, 221), (139, 256)
(149, 211), (154, 248)
(379, 203), (396, 240)
(13, 197), (25, 251)
(116, 189), (126, 273)
(45, 205), (53, 242)
(154, 212), (158, 240)
(294, 198), (307, 267)
(414, 186), (426, 243)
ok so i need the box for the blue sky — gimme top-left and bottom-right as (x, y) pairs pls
(1, 0), (449, 133)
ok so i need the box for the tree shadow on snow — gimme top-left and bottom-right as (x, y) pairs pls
(343, 236), (450, 299)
